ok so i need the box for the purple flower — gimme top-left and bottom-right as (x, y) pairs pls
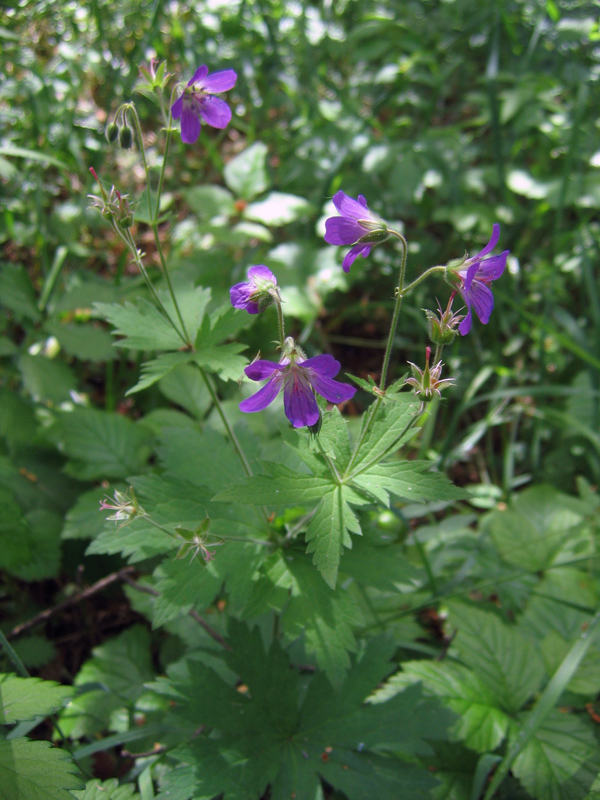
(230, 265), (278, 315)
(450, 224), (509, 336)
(324, 191), (389, 273)
(240, 338), (356, 428)
(171, 65), (237, 144)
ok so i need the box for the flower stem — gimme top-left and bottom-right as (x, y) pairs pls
(125, 104), (153, 223)
(379, 230), (408, 392)
(116, 224), (188, 347)
(400, 265), (447, 298)
(274, 294), (286, 349)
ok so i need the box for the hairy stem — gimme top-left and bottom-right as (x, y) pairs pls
(379, 230), (408, 391)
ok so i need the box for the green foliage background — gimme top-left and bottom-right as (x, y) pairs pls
(1, 0), (600, 798)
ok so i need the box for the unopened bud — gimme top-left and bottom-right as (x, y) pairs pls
(106, 122), (119, 143)
(119, 125), (133, 149)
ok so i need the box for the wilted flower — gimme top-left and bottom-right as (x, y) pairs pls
(230, 265), (279, 315)
(240, 337), (356, 428)
(171, 65), (237, 144)
(405, 347), (454, 401)
(447, 223), (509, 336)
(88, 169), (135, 229)
(99, 488), (147, 527)
(324, 191), (390, 273)
(425, 297), (465, 346)
(175, 520), (223, 563)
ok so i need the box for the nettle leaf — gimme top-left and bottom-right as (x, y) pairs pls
(350, 395), (420, 472)
(167, 622), (449, 800)
(59, 626), (154, 739)
(446, 603), (545, 714)
(56, 408), (153, 480)
(351, 461), (467, 506)
(0, 674), (73, 723)
(193, 305), (248, 381)
(487, 485), (583, 571)
(73, 778), (140, 800)
(512, 710), (600, 800)
(382, 661), (510, 753)
(223, 141), (270, 199)
(0, 738), (83, 800)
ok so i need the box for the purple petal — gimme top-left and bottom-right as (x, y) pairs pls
(201, 69), (237, 93)
(342, 243), (371, 273)
(474, 251), (509, 283)
(187, 65), (209, 86)
(247, 265), (277, 285)
(457, 293), (473, 336)
(239, 375), (282, 413)
(357, 195), (368, 207)
(171, 96), (184, 120)
(332, 191), (374, 221)
(283, 375), (319, 428)
(198, 96), (232, 129)
(475, 223), (501, 259)
(245, 360), (284, 381)
(302, 354), (341, 378)
(310, 373), (356, 405)
(180, 105), (201, 144)
(467, 280), (494, 325)
(230, 282), (257, 313)
(324, 217), (365, 246)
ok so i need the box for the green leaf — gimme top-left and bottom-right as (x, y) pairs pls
(0, 264), (41, 323)
(214, 462), (335, 505)
(512, 711), (600, 800)
(0, 675), (72, 723)
(158, 364), (212, 419)
(0, 738), (82, 800)
(43, 322), (114, 363)
(19, 354), (76, 404)
(59, 626), (154, 739)
(351, 396), (420, 472)
(305, 485), (364, 589)
(244, 192), (313, 226)
(193, 305), (248, 381)
(541, 631), (600, 695)
(14, 510), (62, 581)
(95, 285), (210, 352)
(488, 485), (583, 571)
(166, 623), (447, 800)
(184, 184), (235, 218)
(384, 661), (510, 753)
(57, 408), (152, 480)
(152, 558), (221, 627)
(94, 298), (185, 351)
(352, 461), (467, 506)
(0, 487), (32, 572)
(73, 779), (141, 800)
(62, 487), (114, 540)
(446, 603), (545, 714)
(223, 142), (270, 199)
(127, 352), (195, 395)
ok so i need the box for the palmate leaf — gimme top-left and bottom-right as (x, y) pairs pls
(96, 283), (211, 352)
(193, 305), (248, 382)
(244, 552), (363, 686)
(127, 352), (195, 395)
(165, 621), (451, 800)
(0, 738), (83, 800)
(351, 461), (467, 505)
(214, 461), (334, 505)
(350, 395), (420, 471)
(0, 675), (73, 724)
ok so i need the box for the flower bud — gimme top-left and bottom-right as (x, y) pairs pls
(119, 125), (133, 149)
(106, 122), (119, 143)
